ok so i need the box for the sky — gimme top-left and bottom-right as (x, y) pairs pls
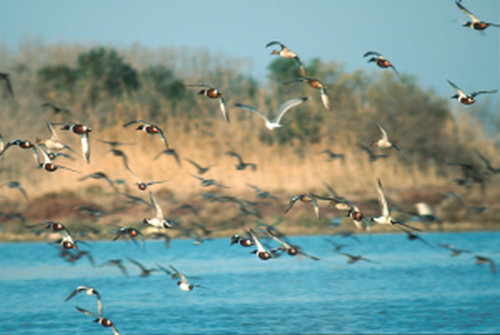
(1, 0), (499, 106)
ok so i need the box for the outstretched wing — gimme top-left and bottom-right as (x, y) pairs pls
(234, 103), (271, 124)
(273, 97), (310, 124)
(455, 0), (479, 22)
(149, 191), (164, 220)
(376, 178), (389, 218)
(265, 41), (285, 49)
(375, 122), (389, 141)
(218, 97), (230, 123)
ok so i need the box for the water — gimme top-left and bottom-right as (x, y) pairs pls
(0, 231), (499, 334)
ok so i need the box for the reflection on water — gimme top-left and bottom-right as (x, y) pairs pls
(0, 231), (498, 334)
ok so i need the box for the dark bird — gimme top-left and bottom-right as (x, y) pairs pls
(187, 83), (229, 122)
(448, 80), (497, 105)
(266, 227), (319, 260)
(474, 255), (497, 274)
(65, 286), (103, 316)
(363, 51), (400, 77)
(225, 151), (257, 171)
(127, 257), (157, 277)
(337, 252), (379, 264)
(266, 41), (306, 77)
(154, 148), (182, 168)
(475, 149), (500, 174)
(455, 0), (500, 31)
(184, 158), (216, 175)
(318, 149), (345, 162)
(438, 243), (470, 257)
(75, 306), (120, 335)
(358, 143), (389, 162)
(1, 181), (29, 201)
(100, 259), (129, 276)
(41, 102), (70, 114)
(283, 77), (330, 110)
(191, 174), (228, 188)
(397, 226), (432, 246)
(78, 172), (118, 192)
(246, 184), (279, 200)
(124, 163), (168, 191)
(0, 72), (14, 98)
(123, 119), (169, 149)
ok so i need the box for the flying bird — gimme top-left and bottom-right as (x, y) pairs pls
(234, 97), (310, 130)
(0, 139), (39, 166)
(284, 193), (320, 219)
(447, 80), (497, 105)
(184, 158), (216, 175)
(1, 181), (29, 201)
(363, 51), (400, 78)
(266, 41), (306, 77)
(142, 191), (174, 229)
(112, 227), (145, 248)
(284, 77), (330, 110)
(248, 228), (272, 261)
(188, 83), (229, 122)
(75, 306), (120, 335)
(373, 122), (408, 160)
(225, 151), (257, 171)
(57, 121), (92, 163)
(123, 119), (169, 149)
(455, 0), (500, 31)
(26, 221), (78, 250)
(357, 143), (389, 163)
(127, 257), (158, 277)
(474, 255), (497, 274)
(41, 102), (70, 114)
(65, 286), (103, 316)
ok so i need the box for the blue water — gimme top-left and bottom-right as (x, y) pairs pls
(0, 231), (499, 334)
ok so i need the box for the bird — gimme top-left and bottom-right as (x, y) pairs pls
(363, 51), (400, 77)
(246, 184), (279, 200)
(97, 139), (135, 148)
(75, 306), (120, 335)
(153, 148), (182, 168)
(100, 259), (129, 276)
(474, 255), (496, 274)
(36, 144), (80, 173)
(230, 231), (255, 247)
(318, 149), (345, 162)
(397, 226), (431, 246)
(234, 97), (310, 130)
(312, 194), (369, 231)
(184, 158), (216, 175)
(475, 149), (500, 174)
(438, 243), (470, 257)
(78, 172), (118, 192)
(123, 119), (169, 149)
(373, 122), (408, 160)
(191, 174), (228, 188)
(142, 191), (174, 229)
(1, 181), (29, 201)
(112, 227), (145, 248)
(284, 194), (320, 219)
(41, 102), (70, 114)
(0, 139), (40, 166)
(124, 164), (168, 191)
(168, 265), (201, 291)
(266, 227), (319, 260)
(36, 120), (74, 154)
(0, 72), (14, 98)
(266, 41), (306, 77)
(283, 77), (330, 110)
(65, 286), (103, 316)
(57, 121), (92, 163)
(26, 221), (78, 250)
(357, 143), (389, 163)
(370, 179), (420, 231)
(455, 0), (500, 31)
(447, 80), (497, 105)
(188, 83), (229, 122)
(248, 228), (272, 260)
(225, 151), (257, 171)
(337, 252), (379, 264)
(127, 257), (157, 277)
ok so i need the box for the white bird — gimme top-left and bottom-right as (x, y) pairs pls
(373, 122), (408, 160)
(65, 285), (103, 316)
(234, 97), (310, 130)
(142, 192), (173, 229)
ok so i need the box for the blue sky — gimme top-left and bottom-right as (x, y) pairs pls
(1, 0), (499, 104)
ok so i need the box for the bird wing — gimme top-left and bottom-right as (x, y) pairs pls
(234, 103), (271, 124)
(455, 0), (479, 22)
(218, 97), (230, 123)
(447, 80), (466, 96)
(376, 178), (389, 218)
(284, 196), (299, 213)
(226, 151), (244, 164)
(127, 257), (147, 272)
(363, 51), (381, 58)
(320, 87), (330, 110)
(265, 41), (285, 49)
(376, 122), (389, 141)
(471, 89), (498, 97)
(123, 119), (146, 127)
(149, 191), (164, 220)
(75, 306), (100, 318)
(2, 75), (14, 98)
(81, 133), (90, 164)
(312, 197), (320, 219)
(273, 97), (310, 124)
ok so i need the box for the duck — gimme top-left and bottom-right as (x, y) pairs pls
(438, 243), (470, 257)
(230, 232), (255, 247)
(448, 80), (497, 105)
(112, 227), (145, 248)
(357, 143), (389, 163)
(100, 259), (129, 276)
(188, 83), (229, 122)
(284, 193), (320, 219)
(283, 77), (330, 110)
(127, 257), (157, 277)
(56, 121), (92, 163)
(143, 191), (174, 229)
(41, 102), (70, 114)
(78, 172), (119, 192)
(1, 180), (29, 201)
(337, 252), (379, 264)
(397, 226), (431, 246)
(312, 193), (369, 231)
(372, 122), (408, 160)
(0, 139), (40, 166)
(191, 174), (229, 188)
(123, 119), (169, 149)
(36, 144), (80, 173)
(124, 163), (168, 191)
(37, 120), (74, 153)
(168, 265), (201, 291)
(234, 97), (310, 130)
(266, 41), (306, 76)
(225, 151), (257, 171)
(184, 158), (216, 175)
(363, 51), (400, 78)
(248, 228), (272, 260)
(0, 72), (14, 97)
(265, 227), (319, 260)
(474, 255), (497, 274)
(153, 148), (182, 168)
(370, 178), (421, 231)
(318, 149), (345, 162)
(455, 0), (500, 31)
(75, 306), (120, 335)
(65, 286), (103, 316)
(246, 184), (279, 200)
